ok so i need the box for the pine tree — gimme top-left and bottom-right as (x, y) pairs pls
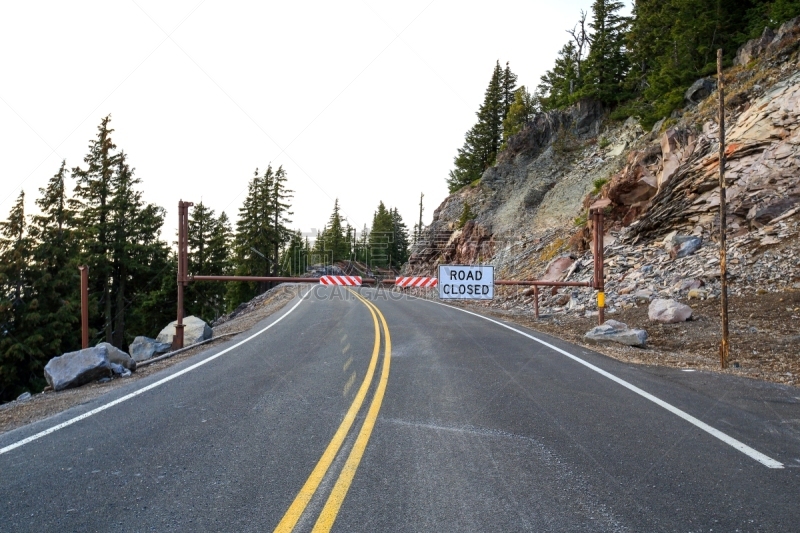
(281, 230), (307, 276)
(536, 41), (581, 111)
(318, 199), (348, 263)
(581, 0), (630, 105)
(389, 208), (410, 268)
(369, 202), (394, 268)
(71, 115), (118, 344)
(71, 117), (170, 348)
(501, 61), (519, 120)
(28, 161), (81, 367)
(269, 166), (293, 276)
(187, 203), (231, 323)
(447, 61), (506, 192)
(0, 192), (39, 401)
(227, 164), (293, 308)
(107, 151), (168, 348)
(502, 86), (536, 144)
(228, 169), (269, 308)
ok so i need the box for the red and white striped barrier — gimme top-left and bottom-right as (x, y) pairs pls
(319, 275), (362, 286)
(395, 276), (438, 288)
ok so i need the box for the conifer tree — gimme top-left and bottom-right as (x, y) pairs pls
(269, 166), (293, 276)
(281, 230), (307, 276)
(107, 152), (168, 348)
(501, 61), (519, 120)
(187, 203), (231, 322)
(447, 61), (506, 192)
(536, 41), (581, 111)
(71, 118), (169, 348)
(502, 86), (536, 144)
(369, 202), (394, 268)
(28, 161), (81, 364)
(581, 0), (630, 105)
(389, 208), (410, 268)
(71, 115), (118, 344)
(318, 199), (347, 263)
(0, 192), (39, 401)
(227, 164), (294, 308)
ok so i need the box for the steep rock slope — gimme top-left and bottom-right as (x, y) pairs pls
(410, 17), (800, 294)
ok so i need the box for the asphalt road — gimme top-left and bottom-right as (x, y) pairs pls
(1, 285), (799, 532)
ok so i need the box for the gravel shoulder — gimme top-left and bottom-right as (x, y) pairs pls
(467, 288), (800, 387)
(0, 284), (301, 436)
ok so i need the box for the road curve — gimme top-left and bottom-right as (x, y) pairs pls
(1, 285), (799, 532)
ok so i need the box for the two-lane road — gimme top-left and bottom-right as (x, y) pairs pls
(1, 285), (799, 531)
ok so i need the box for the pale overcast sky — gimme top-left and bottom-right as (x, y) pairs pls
(1, 0), (628, 242)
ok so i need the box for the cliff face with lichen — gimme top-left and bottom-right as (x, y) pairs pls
(407, 17), (800, 286)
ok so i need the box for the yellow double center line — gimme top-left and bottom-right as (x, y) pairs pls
(274, 289), (392, 533)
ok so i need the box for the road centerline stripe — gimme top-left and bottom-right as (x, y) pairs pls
(311, 291), (393, 532)
(418, 297), (784, 470)
(0, 291), (310, 457)
(273, 289), (382, 532)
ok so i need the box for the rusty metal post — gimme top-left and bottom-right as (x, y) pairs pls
(174, 200), (193, 350)
(79, 265), (89, 349)
(533, 285), (540, 319)
(593, 209), (606, 325)
(717, 49), (730, 369)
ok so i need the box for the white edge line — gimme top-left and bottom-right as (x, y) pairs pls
(0, 292), (308, 456)
(415, 297), (784, 469)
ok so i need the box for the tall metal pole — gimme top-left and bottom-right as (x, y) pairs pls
(717, 49), (730, 369)
(596, 209), (605, 325)
(175, 200), (193, 350)
(79, 265), (89, 349)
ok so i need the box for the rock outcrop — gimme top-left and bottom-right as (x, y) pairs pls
(402, 20), (800, 346)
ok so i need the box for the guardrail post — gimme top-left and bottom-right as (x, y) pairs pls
(533, 285), (540, 319)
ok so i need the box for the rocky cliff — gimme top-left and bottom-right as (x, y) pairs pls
(408, 17), (800, 321)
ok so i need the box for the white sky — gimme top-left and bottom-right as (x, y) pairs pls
(1, 0), (627, 242)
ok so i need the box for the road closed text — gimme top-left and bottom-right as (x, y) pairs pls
(438, 265), (494, 300)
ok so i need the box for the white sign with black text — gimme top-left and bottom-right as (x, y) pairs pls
(438, 265), (494, 300)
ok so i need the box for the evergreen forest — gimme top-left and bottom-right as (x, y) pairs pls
(0, 116), (410, 402)
(447, 0), (800, 192)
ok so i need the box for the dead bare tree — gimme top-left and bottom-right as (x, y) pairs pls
(567, 10), (589, 84)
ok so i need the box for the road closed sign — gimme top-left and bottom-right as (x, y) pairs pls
(438, 265), (494, 300)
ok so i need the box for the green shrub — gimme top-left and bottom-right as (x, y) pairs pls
(591, 177), (609, 195)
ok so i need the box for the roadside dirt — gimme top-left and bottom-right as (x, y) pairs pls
(0, 284), (300, 436)
(474, 289), (800, 387)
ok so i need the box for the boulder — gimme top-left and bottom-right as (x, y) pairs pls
(585, 320), (648, 347)
(44, 347), (113, 391)
(735, 26), (775, 65)
(648, 299), (693, 324)
(129, 336), (171, 362)
(667, 235), (702, 259)
(97, 342), (136, 371)
(541, 255), (576, 282)
(156, 316), (212, 346)
(685, 78), (716, 104)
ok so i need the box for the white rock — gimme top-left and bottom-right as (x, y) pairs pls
(156, 316), (212, 346)
(585, 320), (648, 347)
(648, 298), (693, 323)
